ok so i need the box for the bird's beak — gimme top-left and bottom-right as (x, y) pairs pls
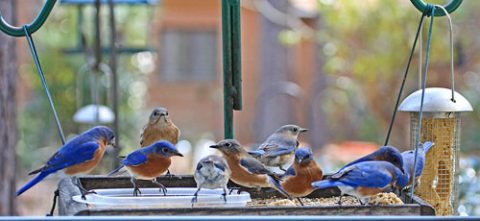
(300, 128), (308, 133)
(400, 167), (405, 174)
(110, 139), (117, 148)
(173, 151), (184, 157)
(210, 144), (220, 149)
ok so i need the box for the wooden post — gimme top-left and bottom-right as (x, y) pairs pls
(0, 0), (17, 215)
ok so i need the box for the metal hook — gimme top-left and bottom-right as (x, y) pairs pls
(0, 0), (57, 37)
(410, 0), (462, 17)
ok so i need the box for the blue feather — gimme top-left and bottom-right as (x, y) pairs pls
(16, 172), (50, 196)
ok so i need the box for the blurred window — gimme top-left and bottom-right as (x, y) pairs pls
(160, 29), (217, 82)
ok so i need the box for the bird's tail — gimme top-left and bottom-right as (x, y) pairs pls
(311, 180), (344, 190)
(16, 172), (50, 196)
(267, 175), (293, 200)
(107, 165), (125, 176)
(422, 141), (434, 154)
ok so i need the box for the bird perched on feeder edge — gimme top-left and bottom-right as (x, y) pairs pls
(140, 107), (180, 147)
(312, 161), (408, 205)
(210, 139), (293, 200)
(16, 126), (116, 197)
(192, 155), (231, 205)
(402, 141), (434, 188)
(248, 125), (308, 171)
(108, 140), (183, 196)
(334, 145), (405, 175)
(281, 147), (323, 199)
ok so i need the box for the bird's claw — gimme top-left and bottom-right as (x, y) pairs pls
(165, 170), (176, 179)
(222, 192), (227, 203)
(133, 187), (142, 196)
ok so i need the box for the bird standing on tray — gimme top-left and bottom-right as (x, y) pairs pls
(210, 139), (293, 200)
(402, 141), (434, 188)
(140, 107), (180, 147)
(17, 126), (116, 197)
(192, 155), (231, 205)
(281, 147), (323, 198)
(248, 125), (308, 171)
(108, 140), (183, 196)
(312, 161), (408, 205)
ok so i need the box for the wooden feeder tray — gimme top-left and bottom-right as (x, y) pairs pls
(58, 175), (435, 216)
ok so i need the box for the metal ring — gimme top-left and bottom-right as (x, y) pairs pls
(0, 0), (57, 37)
(410, 0), (463, 17)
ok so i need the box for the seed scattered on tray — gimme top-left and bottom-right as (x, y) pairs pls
(247, 196), (361, 207)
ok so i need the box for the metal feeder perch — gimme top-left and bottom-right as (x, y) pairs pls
(399, 87), (473, 215)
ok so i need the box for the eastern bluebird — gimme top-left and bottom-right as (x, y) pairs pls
(402, 141), (434, 187)
(312, 161), (408, 205)
(192, 155), (231, 204)
(248, 125), (307, 171)
(337, 145), (405, 174)
(281, 147), (323, 198)
(109, 140), (183, 196)
(17, 126), (116, 197)
(210, 139), (293, 200)
(140, 107), (180, 147)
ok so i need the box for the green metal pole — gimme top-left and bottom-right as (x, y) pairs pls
(222, 0), (242, 139)
(222, 0), (234, 139)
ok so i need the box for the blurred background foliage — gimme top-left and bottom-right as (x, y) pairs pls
(14, 0), (480, 215)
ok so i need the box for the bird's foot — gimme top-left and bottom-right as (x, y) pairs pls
(80, 190), (97, 200)
(229, 187), (244, 195)
(279, 166), (287, 172)
(337, 195), (343, 206)
(297, 198), (304, 206)
(133, 187), (142, 196)
(153, 179), (168, 196)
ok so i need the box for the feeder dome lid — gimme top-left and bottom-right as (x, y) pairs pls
(73, 104), (115, 124)
(399, 87), (473, 112)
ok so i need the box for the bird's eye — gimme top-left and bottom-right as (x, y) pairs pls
(162, 148), (169, 153)
(153, 111), (160, 116)
(165, 112), (169, 116)
(293, 128), (298, 132)
(225, 142), (232, 147)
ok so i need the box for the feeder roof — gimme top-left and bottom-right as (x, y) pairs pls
(399, 87), (473, 112)
(73, 104), (115, 124)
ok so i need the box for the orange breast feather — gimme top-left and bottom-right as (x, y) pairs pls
(65, 142), (107, 175)
(282, 161), (324, 197)
(127, 154), (171, 180)
(141, 123), (180, 147)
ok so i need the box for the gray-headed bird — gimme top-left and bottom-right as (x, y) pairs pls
(140, 107), (180, 147)
(248, 125), (307, 171)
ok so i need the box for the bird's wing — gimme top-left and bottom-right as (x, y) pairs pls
(422, 141), (434, 154)
(123, 149), (150, 166)
(337, 164), (393, 188)
(282, 165), (296, 178)
(240, 157), (271, 175)
(247, 149), (265, 157)
(139, 124), (148, 146)
(263, 146), (295, 158)
(41, 141), (100, 173)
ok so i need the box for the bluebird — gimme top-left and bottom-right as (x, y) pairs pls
(210, 139), (293, 199)
(108, 140), (183, 196)
(17, 126), (116, 197)
(402, 141), (434, 187)
(192, 155), (231, 205)
(248, 125), (308, 171)
(281, 147), (323, 198)
(336, 145), (405, 174)
(312, 161), (408, 205)
(140, 107), (180, 147)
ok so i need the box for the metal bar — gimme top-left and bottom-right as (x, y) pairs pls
(231, 0), (242, 110)
(1, 216), (479, 220)
(108, 0), (121, 167)
(23, 26), (66, 145)
(410, 0), (462, 17)
(94, 0), (102, 72)
(222, 0), (234, 139)
(0, 0), (57, 37)
(62, 47), (156, 54)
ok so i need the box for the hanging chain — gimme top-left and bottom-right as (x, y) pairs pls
(23, 26), (66, 145)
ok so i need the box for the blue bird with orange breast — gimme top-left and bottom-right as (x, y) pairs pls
(281, 147), (323, 198)
(312, 161), (408, 205)
(16, 126), (116, 197)
(402, 141), (434, 188)
(210, 139), (293, 200)
(192, 155), (231, 204)
(248, 125), (308, 171)
(109, 140), (183, 196)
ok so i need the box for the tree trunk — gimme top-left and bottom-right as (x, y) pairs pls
(0, 0), (17, 215)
